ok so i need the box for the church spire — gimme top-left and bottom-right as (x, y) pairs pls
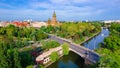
(48, 17), (51, 21)
(53, 11), (56, 17)
(47, 17), (51, 25)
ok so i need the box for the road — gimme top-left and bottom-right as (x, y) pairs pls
(49, 35), (100, 63)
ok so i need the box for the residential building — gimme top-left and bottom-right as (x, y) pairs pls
(36, 46), (63, 64)
(30, 21), (47, 28)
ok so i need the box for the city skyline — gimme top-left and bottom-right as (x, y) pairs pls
(0, 0), (120, 21)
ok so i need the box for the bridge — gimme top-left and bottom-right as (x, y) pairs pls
(49, 35), (100, 64)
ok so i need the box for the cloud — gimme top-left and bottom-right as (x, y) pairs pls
(0, 0), (120, 21)
(29, 2), (52, 9)
(49, 0), (92, 4)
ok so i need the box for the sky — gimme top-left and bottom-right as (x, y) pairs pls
(0, 0), (120, 21)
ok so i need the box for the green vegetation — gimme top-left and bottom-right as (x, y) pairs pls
(26, 65), (33, 68)
(39, 64), (44, 68)
(0, 25), (48, 68)
(41, 40), (60, 50)
(0, 42), (22, 68)
(50, 51), (59, 62)
(96, 23), (120, 68)
(62, 43), (69, 55)
(14, 49), (22, 68)
(0, 41), (37, 68)
(104, 36), (120, 51)
(20, 51), (33, 68)
(0, 25), (48, 42)
(0, 22), (101, 68)
(40, 22), (101, 44)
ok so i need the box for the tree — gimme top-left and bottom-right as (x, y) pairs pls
(42, 40), (60, 50)
(83, 29), (89, 36)
(35, 30), (48, 41)
(20, 51), (33, 68)
(104, 36), (120, 50)
(46, 25), (55, 33)
(39, 64), (44, 68)
(7, 49), (14, 68)
(97, 23), (120, 68)
(40, 26), (47, 32)
(13, 49), (22, 68)
(0, 42), (9, 68)
(50, 51), (59, 62)
(26, 65), (33, 68)
(98, 49), (120, 68)
(78, 31), (83, 38)
(62, 43), (69, 55)
(110, 23), (120, 32)
(0, 27), (6, 35)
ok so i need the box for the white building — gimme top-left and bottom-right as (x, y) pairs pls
(0, 23), (2, 27)
(31, 21), (47, 28)
(36, 46), (63, 64)
(104, 20), (120, 23)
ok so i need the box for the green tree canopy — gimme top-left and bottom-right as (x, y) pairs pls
(62, 43), (69, 55)
(42, 40), (60, 50)
(50, 51), (59, 62)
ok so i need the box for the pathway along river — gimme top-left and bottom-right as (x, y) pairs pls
(48, 28), (109, 68)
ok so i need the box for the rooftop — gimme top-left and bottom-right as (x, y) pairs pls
(36, 46), (62, 61)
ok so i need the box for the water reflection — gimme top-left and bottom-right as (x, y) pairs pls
(48, 51), (84, 68)
(48, 28), (109, 68)
(83, 28), (109, 50)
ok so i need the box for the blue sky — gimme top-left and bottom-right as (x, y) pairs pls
(0, 0), (120, 21)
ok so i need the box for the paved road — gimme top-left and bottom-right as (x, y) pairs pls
(49, 35), (100, 63)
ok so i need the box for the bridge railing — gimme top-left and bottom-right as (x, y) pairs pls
(49, 34), (101, 63)
(50, 34), (100, 56)
(69, 48), (98, 64)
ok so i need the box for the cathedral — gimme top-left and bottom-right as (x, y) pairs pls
(47, 11), (60, 26)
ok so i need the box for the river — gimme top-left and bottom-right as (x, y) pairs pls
(48, 28), (110, 68)
(83, 28), (109, 50)
(47, 51), (84, 68)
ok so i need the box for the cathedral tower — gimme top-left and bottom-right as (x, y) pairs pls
(47, 11), (60, 26)
(51, 11), (57, 25)
(47, 18), (51, 25)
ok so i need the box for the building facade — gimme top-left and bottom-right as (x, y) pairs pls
(47, 11), (60, 26)
(36, 46), (63, 65)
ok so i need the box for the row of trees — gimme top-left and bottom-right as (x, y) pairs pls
(0, 42), (22, 68)
(41, 40), (60, 50)
(0, 39), (43, 68)
(40, 22), (101, 44)
(0, 25), (48, 42)
(0, 25), (49, 68)
(97, 23), (120, 68)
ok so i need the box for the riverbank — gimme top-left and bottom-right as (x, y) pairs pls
(44, 54), (63, 68)
(80, 31), (101, 45)
(94, 24), (120, 67)
(47, 51), (85, 68)
(44, 31), (101, 67)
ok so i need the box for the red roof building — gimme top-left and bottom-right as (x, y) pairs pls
(11, 21), (29, 27)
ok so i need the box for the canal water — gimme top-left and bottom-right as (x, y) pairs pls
(48, 28), (109, 68)
(47, 51), (84, 68)
(83, 28), (109, 50)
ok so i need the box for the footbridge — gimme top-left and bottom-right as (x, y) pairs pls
(49, 35), (100, 64)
